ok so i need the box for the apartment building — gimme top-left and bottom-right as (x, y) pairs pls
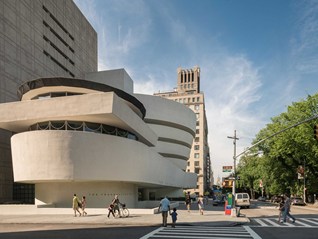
(0, 0), (97, 202)
(154, 66), (212, 196)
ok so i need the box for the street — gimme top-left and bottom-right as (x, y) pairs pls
(0, 201), (317, 239)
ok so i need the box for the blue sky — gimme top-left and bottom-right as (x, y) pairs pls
(74, 0), (318, 182)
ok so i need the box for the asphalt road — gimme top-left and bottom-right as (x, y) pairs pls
(0, 225), (156, 239)
(252, 227), (318, 239)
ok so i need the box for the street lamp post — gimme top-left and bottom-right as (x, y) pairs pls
(227, 130), (239, 200)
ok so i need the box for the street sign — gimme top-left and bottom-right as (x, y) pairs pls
(223, 166), (233, 172)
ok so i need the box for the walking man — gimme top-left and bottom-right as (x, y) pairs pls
(158, 196), (170, 227)
(283, 194), (296, 223)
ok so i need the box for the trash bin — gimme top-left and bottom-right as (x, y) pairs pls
(231, 208), (236, 217)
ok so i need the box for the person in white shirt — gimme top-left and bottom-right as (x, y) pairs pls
(158, 196), (170, 227)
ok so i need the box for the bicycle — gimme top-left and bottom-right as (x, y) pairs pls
(114, 203), (129, 218)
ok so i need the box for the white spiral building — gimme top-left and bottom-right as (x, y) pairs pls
(0, 69), (197, 208)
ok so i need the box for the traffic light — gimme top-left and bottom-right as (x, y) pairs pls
(222, 180), (233, 188)
(314, 125), (318, 140)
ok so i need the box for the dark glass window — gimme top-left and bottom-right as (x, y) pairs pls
(13, 183), (34, 204)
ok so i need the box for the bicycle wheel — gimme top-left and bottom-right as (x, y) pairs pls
(114, 208), (121, 218)
(122, 208), (129, 217)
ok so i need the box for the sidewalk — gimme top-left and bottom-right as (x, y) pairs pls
(0, 203), (249, 227)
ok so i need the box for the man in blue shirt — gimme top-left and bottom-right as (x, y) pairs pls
(158, 196), (170, 227)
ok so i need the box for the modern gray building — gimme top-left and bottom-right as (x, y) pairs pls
(0, 0), (97, 203)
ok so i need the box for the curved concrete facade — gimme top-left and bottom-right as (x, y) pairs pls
(12, 131), (195, 187)
(0, 70), (197, 208)
(135, 94), (196, 173)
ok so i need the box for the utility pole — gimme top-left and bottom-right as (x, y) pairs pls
(227, 130), (239, 200)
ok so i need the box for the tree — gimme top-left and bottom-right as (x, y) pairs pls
(237, 94), (318, 198)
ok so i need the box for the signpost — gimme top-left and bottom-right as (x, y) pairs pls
(222, 166), (233, 172)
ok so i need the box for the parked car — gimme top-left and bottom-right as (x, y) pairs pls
(291, 197), (306, 206)
(212, 195), (225, 206)
(235, 193), (250, 208)
(257, 196), (267, 202)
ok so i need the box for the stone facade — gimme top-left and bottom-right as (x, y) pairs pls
(0, 0), (97, 202)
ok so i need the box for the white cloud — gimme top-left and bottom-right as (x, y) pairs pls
(290, 0), (318, 74)
(75, 0), (152, 70)
(200, 55), (265, 180)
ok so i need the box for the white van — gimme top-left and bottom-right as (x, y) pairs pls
(235, 193), (250, 208)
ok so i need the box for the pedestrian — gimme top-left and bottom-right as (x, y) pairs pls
(283, 194), (296, 223)
(185, 192), (191, 212)
(111, 194), (122, 217)
(158, 196), (170, 227)
(72, 194), (81, 217)
(278, 196), (285, 222)
(170, 208), (178, 228)
(198, 196), (204, 215)
(81, 196), (88, 216)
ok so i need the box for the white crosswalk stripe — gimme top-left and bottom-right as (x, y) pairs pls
(139, 225), (262, 239)
(252, 218), (318, 227)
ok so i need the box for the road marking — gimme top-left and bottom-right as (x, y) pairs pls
(254, 219), (267, 226)
(243, 226), (262, 239)
(294, 220), (312, 227)
(253, 218), (318, 227)
(302, 218), (318, 225)
(282, 222), (295, 227)
(139, 225), (258, 239)
(139, 227), (162, 239)
(263, 218), (280, 227)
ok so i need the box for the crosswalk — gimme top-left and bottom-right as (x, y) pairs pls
(139, 225), (261, 239)
(252, 217), (318, 227)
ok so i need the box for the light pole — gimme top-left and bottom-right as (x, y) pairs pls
(227, 130), (239, 199)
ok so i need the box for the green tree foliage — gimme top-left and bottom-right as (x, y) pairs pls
(237, 94), (318, 198)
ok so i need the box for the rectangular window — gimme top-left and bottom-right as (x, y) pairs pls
(194, 145), (199, 150)
(195, 105), (199, 110)
(194, 161), (200, 166)
(197, 97), (200, 102)
(195, 168), (200, 174)
(196, 129), (199, 134)
(194, 153), (199, 159)
(195, 137), (199, 142)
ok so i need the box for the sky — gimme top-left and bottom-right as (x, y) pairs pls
(74, 0), (318, 183)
